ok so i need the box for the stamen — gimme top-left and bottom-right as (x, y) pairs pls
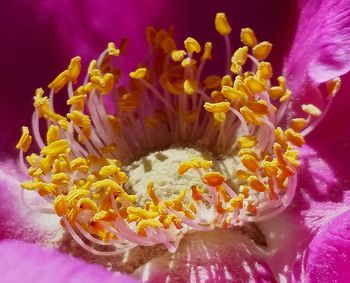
(17, 12), (332, 255)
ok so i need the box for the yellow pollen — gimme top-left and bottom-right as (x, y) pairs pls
(240, 106), (264, 126)
(130, 67), (147, 79)
(204, 102), (231, 113)
(240, 28), (257, 47)
(184, 79), (198, 95)
(16, 126), (32, 152)
(238, 135), (258, 149)
(257, 62), (272, 80)
(215, 12), (231, 36)
(67, 56), (81, 83)
(184, 37), (201, 54)
(201, 42), (213, 61)
(241, 154), (260, 172)
(40, 139), (70, 156)
(178, 158), (213, 175)
(54, 195), (68, 217)
(221, 86), (246, 101)
(289, 118), (307, 132)
(202, 172), (226, 187)
(252, 41), (272, 61)
(107, 42), (121, 56)
(247, 176), (267, 192)
(181, 57), (197, 68)
(244, 76), (266, 93)
(171, 50), (186, 62)
(302, 104), (322, 117)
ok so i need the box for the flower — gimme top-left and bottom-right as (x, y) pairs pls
(1, 0), (350, 282)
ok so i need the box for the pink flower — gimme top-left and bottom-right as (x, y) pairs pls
(1, 1), (350, 282)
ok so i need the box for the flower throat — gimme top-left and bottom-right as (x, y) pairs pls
(16, 13), (340, 255)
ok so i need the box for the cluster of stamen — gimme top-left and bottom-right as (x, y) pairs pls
(16, 13), (341, 254)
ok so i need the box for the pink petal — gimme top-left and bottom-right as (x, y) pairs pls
(301, 209), (350, 282)
(0, 239), (135, 283)
(133, 229), (276, 283)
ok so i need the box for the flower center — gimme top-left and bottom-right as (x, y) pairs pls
(15, 12), (341, 255)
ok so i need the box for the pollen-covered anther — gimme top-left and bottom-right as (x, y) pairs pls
(202, 172), (226, 187)
(184, 37), (201, 55)
(204, 102), (231, 113)
(231, 46), (248, 74)
(238, 135), (258, 149)
(184, 79), (198, 95)
(252, 41), (272, 61)
(302, 104), (322, 117)
(215, 12), (231, 36)
(240, 28), (257, 47)
(16, 126), (32, 152)
(178, 158), (213, 175)
(129, 67), (147, 79)
(107, 42), (120, 56)
(171, 50), (186, 62)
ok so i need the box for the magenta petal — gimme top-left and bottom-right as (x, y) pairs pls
(301, 209), (350, 282)
(0, 239), (135, 283)
(133, 229), (275, 283)
(286, 0), (350, 84)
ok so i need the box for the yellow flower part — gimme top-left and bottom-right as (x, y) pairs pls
(17, 13), (328, 256)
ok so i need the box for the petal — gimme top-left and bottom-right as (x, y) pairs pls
(302, 209), (350, 282)
(0, 239), (135, 283)
(0, 159), (62, 242)
(133, 229), (276, 283)
(285, 0), (350, 84)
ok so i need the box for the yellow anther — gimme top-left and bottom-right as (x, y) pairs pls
(181, 57), (197, 68)
(40, 139), (69, 156)
(231, 46), (248, 74)
(204, 102), (231, 113)
(46, 125), (60, 145)
(302, 104), (321, 117)
(247, 100), (269, 115)
(214, 112), (226, 123)
(77, 198), (98, 211)
(215, 12), (231, 36)
(171, 50), (186, 62)
(92, 179), (121, 191)
(230, 194), (245, 210)
(257, 62), (272, 80)
(201, 42), (213, 61)
(235, 170), (251, 179)
(117, 191), (136, 204)
(184, 79), (198, 95)
(252, 41), (272, 61)
(130, 67), (147, 79)
(178, 158), (213, 175)
(162, 214), (182, 229)
(67, 110), (91, 128)
(51, 172), (69, 185)
(184, 37), (201, 54)
(67, 94), (86, 110)
(238, 135), (258, 149)
(70, 157), (89, 172)
(285, 128), (305, 147)
(262, 160), (278, 177)
(67, 189), (89, 206)
(16, 126), (32, 152)
(241, 154), (260, 172)
(127, 207), (158, 220)
(326, 77), (341, 97)
(247, 176), (266, 192)
(240, 28), (257, 47)
(202, 172), (226, 187)
(107, 42), (120, 56)
(20, 180), (40, 190)
(67, 56), (81, 83)
(48, 70), (69, 93)
(280, 89), (292, 102)
(147, 182), (159, 206)
(99, 164), (118, 177)
(221, 86), (246, 101)
(136, 219), (163, 237)
(289, 118), (307, 132)
(91, 210), (117, 223)
(203, 76), (221, 89)
(284, 149), (300, 167)
(245, 76), (266, 93)
(58, 119), (69, 130)
(240, 106), (264, 126)
(221, 75), (233, 87)
(274, 127), (288, 149)
(53, 195), (68, 216)
(268, 86), (285, 100)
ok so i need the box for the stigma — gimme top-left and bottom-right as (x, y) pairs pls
(16, 13), (341, 255)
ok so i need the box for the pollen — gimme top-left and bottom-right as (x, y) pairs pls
(17, 12), (333, 256)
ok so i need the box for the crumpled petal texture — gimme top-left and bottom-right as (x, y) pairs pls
(0, 239), (136, 283)
(303, 209), (350, 282)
